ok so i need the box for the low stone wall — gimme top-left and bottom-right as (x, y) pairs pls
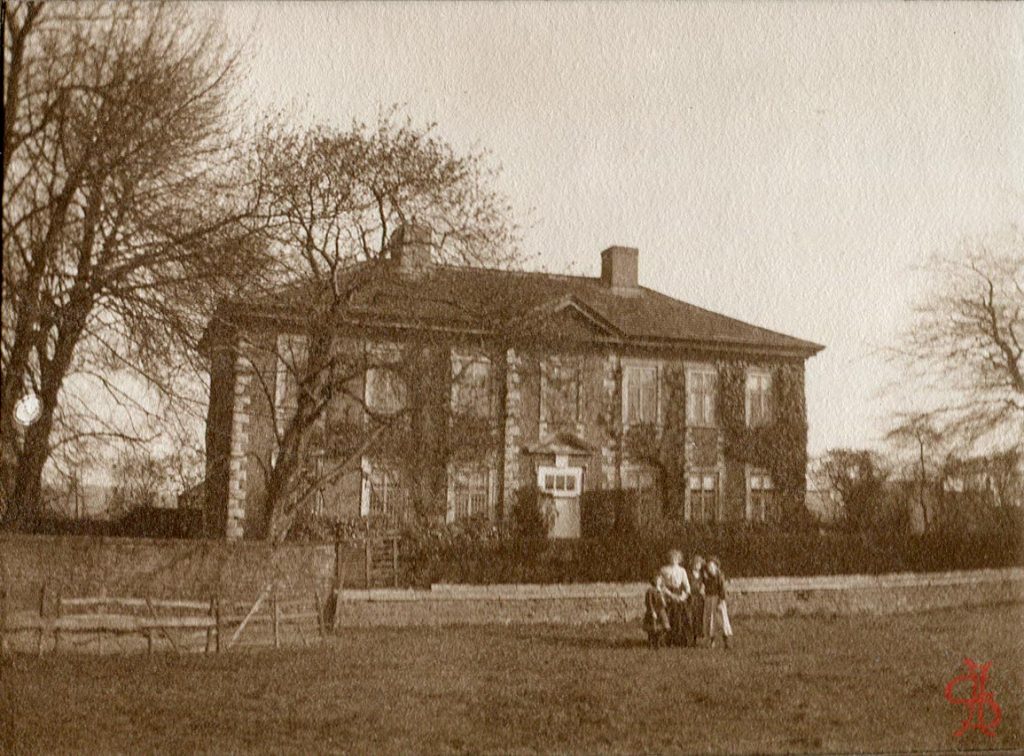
(333, 568), (1024, 628)
(0, 533), (341, 609)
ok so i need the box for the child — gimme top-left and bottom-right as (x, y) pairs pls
(642, 574), (671, 648)
(686, 555), (706, 647)
(702, 555), (733, 649)
(659, 549), (691, 646)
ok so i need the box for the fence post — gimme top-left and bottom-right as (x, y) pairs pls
(392, 537), (399, 588)
(364, 538), (371, 588)
(53, 588), (61, 655)
(0, 586), (8, 657)
(334, 537), (342, 589)
(272, 585), (280, 650)
(36, 583), (47, 657)
(205, 596), (215, 654)
(215, 595), (222, 654)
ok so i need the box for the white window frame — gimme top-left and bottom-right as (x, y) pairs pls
(745, 369), (773, 428)
(364, 365), (406, 416)
(447, 462), (495, 522)
(537, 465), (583, 498)
(687, 470), (721, 523)
(621, 360), (660, 427)
(360, 458), (405, 518)
(746, 468), (775, 522)
(686, 364), (717, 428)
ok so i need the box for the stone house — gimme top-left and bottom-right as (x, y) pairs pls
(201, 225), (824, 539)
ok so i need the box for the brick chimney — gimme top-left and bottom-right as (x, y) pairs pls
(600, 246), (639, 293)
(389, 223), (434, 276)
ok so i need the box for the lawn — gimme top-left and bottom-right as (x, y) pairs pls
(2, 604), (1021, 754)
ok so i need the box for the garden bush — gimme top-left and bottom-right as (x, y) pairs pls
(399, 506), (1023, 586)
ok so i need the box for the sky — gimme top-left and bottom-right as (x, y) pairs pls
(216, 1), (1023, 455)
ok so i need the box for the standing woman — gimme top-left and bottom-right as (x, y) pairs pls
(659, 549), (691, 647)
(703, 556), (733, 649)
(687, 555), (706, 647)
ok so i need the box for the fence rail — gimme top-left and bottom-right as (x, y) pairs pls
(0, 584), (327, 656)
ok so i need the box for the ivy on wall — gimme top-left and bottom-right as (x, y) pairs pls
(720, 361), (808, 522)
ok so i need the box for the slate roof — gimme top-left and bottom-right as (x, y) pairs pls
(223, 262), (824, 358)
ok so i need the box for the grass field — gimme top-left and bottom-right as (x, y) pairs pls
(2, 604), (1021, 754)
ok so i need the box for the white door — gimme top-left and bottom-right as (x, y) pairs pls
(537, 465), (582, 539)
(549, 497), (581, 538)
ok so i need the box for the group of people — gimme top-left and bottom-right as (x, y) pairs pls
(643, 550), (733, 649)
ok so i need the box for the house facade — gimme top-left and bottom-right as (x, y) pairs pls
(202, 226), (824, 539)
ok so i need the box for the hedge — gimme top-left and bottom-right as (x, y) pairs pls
(399, 512), (1024, 586)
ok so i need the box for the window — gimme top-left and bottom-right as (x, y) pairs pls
(450, 465), (491, 521)
(747, 470), (774, 522)
(621, 466), (657, 492)
(686, 366), (717, 427)
(361, 460), (407, 520)
(274, 334), (308, 435)
(451, 354), (492, 418)
(541, 361), (582, 432)
(622, 363), (658, 426)
(365, 366), (406, 415)
(537, 466), (582, 497)
(688, 472), (719, 523)
(746, 370), (773, 427)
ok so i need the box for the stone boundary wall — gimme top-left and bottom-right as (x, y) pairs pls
(0, 533), (343, 608)
(333, 568), (1024, 628)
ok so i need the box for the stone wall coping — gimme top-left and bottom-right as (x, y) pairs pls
(332, 568), (1024, 603)
(0, 533), (335, 551)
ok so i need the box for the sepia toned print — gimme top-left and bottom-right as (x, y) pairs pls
(1, 2), (1021, 753)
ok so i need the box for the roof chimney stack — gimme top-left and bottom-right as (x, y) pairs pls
(389, 223), (434, 277)
(600, 246), (639, 293)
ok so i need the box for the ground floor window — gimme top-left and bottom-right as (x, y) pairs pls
(747, 469), (774, 522)
(361, 460), (407, 523)
(688, 472), (719, 523)
(621, 465), (657, 494)
(621, 464), (662, 528)
(450, 464), (492, 521)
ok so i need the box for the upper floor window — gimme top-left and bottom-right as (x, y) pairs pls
(622, 363), (658, 426)
(688, 472), (719, 523)
(686, 366), (717, 427)
(747, 469), (774, 522)
(746, 370), (773, 427)
(541, 360), (582, 432)
(365, 366), (406, 416)
(451, 353), (492, 418)
(274, 334), (308, 436)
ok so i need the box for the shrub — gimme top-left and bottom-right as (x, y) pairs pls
(510, 486), (549, 539)
(580, 490), (617, 538)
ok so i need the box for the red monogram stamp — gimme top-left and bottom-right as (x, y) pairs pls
(944, 658), (1002, 738)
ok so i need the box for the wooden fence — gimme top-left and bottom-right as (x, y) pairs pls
(0, 584), (328, 655)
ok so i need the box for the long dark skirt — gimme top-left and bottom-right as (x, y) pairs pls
(687, 594), (705, 646)
(667, 599), (688, 646)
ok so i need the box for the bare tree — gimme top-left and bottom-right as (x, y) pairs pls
(229, 115), (520, 543)
(885, 412), (944, 531)
(818, 448), (897, 533)
(891, 231), (1024, 450)
(107, 447), (169, 517)
(1, 2), (267, 528)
